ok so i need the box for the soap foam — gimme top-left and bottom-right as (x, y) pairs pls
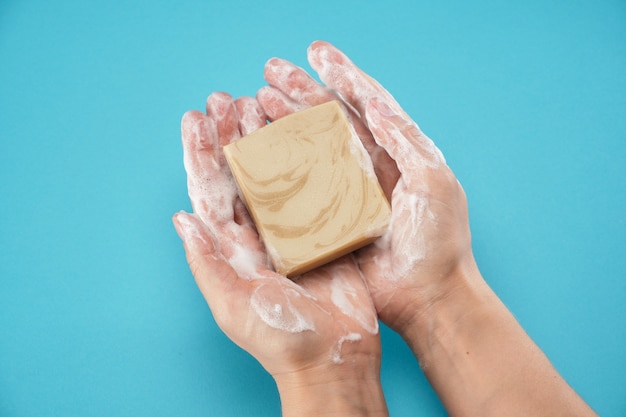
(181, 106), (324, 336)
(385, 116), (444, 173)
(346, 120), (378, 183)
(188, 170), (238, 229)
(330, 274), (378, 334)
(332, 332), (362, 364)
(174, 211), (217, 252)
(307, 44), (451, 286)
(396, 191), (428, 260)
(308, 42), (410, 123)
(227, 243), (260, 280)
(263, 240), (285, 275)
(236, 97), (266, 136)
(250, 281), (316, 333)
(265, 58), (322, 105)
(389, 191), (429, 280)
(182, 113), (239, 229)
(367, 187), (432, 284)
(308, 42), (446, 174)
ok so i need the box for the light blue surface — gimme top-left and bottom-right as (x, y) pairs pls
(1, 0), (625, 416)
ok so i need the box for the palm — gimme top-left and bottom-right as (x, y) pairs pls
(356, 155), (471, 326)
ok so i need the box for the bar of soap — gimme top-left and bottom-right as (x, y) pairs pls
(223, 100), (391, 277)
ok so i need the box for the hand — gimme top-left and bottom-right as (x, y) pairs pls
(257, 41), (473, 333)
(259, 42), (598, 417)
(173, 92), (388, 416)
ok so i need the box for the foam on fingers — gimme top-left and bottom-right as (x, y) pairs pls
(256, 86), (303, 121)
(307, 41), (409, 122)
(173, 211), (218, 254)
(173, 212), (259, 326)
(365, 98), (422, 177)
(173, 211), (236, 284)
(366, 98), (444, 181)
(206, 92), (240, 148)
(235, 96), (266, 136)
(181, 111), (238, 226)
(264, 57), (334, 107)
(307, 40), (376, 116)
(181, 110), (217, 155)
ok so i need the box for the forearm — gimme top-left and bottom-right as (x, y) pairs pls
(400, 256), (597, 417)
(274, 359), (389, 417)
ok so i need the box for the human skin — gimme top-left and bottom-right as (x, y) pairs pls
(256, 40), (598, 417)
(173, 92), (388, 416)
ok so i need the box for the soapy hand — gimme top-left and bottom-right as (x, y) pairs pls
(258, 41), (473, 332)
(173, 93), (382, 382)
(173, 43), (597, 417)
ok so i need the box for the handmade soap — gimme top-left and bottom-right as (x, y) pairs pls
(223, 100), (391, 277)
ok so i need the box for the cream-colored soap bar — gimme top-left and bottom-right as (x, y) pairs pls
(223, 100), (391, 277)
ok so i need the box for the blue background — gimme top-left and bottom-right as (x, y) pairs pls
(1, 0), (625, 415)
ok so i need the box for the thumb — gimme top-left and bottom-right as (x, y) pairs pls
(172, 211), (250, 322)
(365, 98), (445, 180)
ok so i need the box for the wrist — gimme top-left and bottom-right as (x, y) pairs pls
(385, 251), (484, 337)
(394, 255), (599, 417)
(274, 357), (388, 417)
(397, 253), (493, 357)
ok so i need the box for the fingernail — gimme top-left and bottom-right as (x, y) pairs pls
(173, 212), (206, 247)
(173, 212), (190, 240)
(265, 58), (300, 86)
(206, 92), (235, 120)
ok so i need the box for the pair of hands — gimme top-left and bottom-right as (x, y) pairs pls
(173, 41), (471, 405)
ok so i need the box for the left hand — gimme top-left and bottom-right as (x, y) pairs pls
(173, 92), (382, 381)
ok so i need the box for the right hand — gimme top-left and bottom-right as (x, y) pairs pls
(258, 41), (476, 332)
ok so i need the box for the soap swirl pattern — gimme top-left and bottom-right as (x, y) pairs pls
(226, 104), (391, 275)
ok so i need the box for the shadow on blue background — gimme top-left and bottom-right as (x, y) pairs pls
(1, 0), (624, 416)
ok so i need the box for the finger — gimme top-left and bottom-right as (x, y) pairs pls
(172, 211), (252, 324)
(262, 59), (375, 149)
(181, 110), (217, 159)
(174, 212), (319, 342)
(366, 98), (445, 180)
(183, 102), (268, 278)
(256, 88), (399, 199)
(263, 54), (400, 198)
(235, 96), (267, 136)
(181, 110), (237, 225)
(264, 57), (337, 106)
(231, 96), (266, 230)
(256, 86), (304, 121)
(307, 40), (409, 123)
(206, 92), (240, 147)
(263, 57), (363, 128)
